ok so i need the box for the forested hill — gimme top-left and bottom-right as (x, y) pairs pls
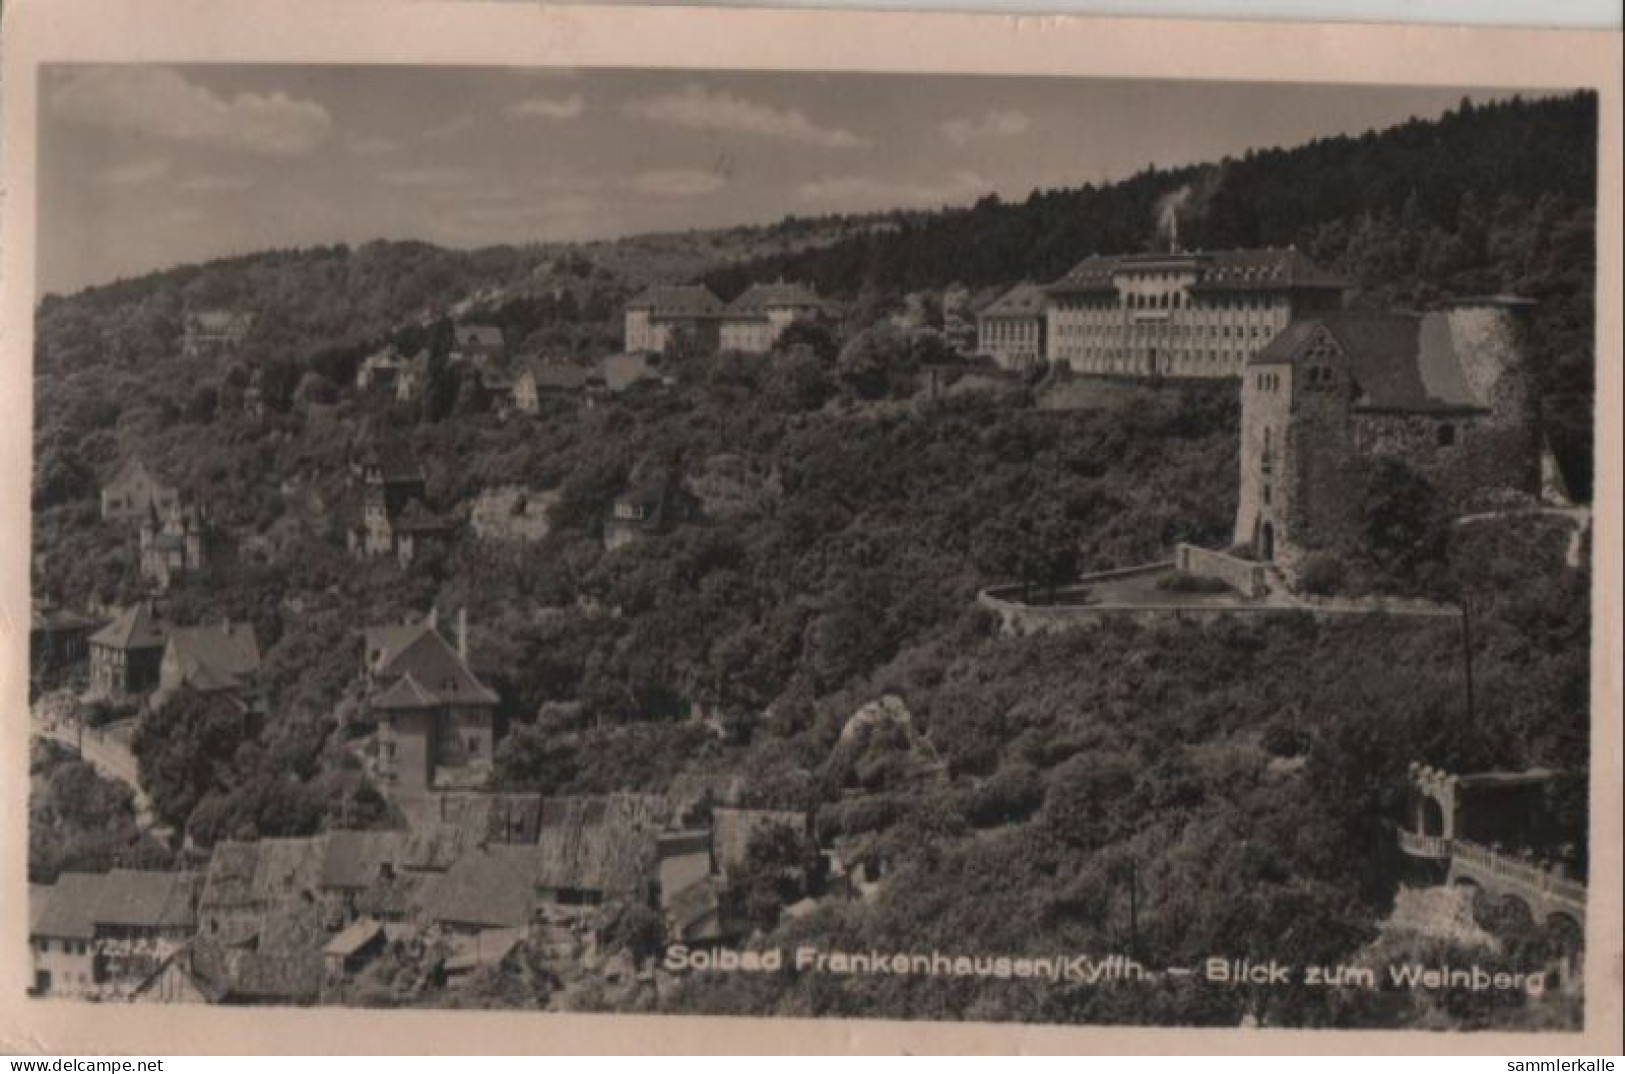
(34, 92), (1598, 494)
(701, 90), (1600, 493)
(701, 93), (1596, 306)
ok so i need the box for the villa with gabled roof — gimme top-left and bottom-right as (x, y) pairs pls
(623, 284), (724, 354)
(101, 459), (180, 524)
(347, 438), (454, 567)
(718, 281), (828, 354)
(158, 620), (261, 704)
(88, 602), (167, 697)
(977, 282), (1048, 370)
(364, 611), (500, 793)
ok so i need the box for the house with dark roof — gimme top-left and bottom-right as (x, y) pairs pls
(604, 473), (703, 550)
(441, 927), (528, 979)
(88, 602), (167, 697)
(393, 349), (433, 404)
(624, 284), (724, 354)
(355, 345), (423, 392)
(179, 902), (328, 1005)
(29, 869), (201, 997)
(101, 459), (180, 523)
(589, 351), (665, 395)
(1043, 246), (1347, 378)
(319, 830), (418, 923)
(719, 281), (828, 354)
(1234, 297), (1540, 581)
(29, 873), (105, 996)
(419, 844), (539, 932)
(158, 620), (262, 705)
(451, 324), (506, 364)
(30, 604), (99, 687)
(182, 309), (254, 357)
(976, 282), (1048, 370)
(197, 837), (328, 946)
(139, 500), (212, 591)
(363, 611), (500, 793)
(347, 439), (454, 566)
(131, 946), (217, 1004)
(512, 359), (588, 415)
(534, 795), (668, 907)
(322, 918), (387, 975)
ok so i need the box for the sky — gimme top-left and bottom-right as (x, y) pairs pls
(37, 65), (1528, 296)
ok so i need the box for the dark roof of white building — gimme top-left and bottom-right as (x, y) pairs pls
(1046, 247), (1347, 295)
(979, 282), (1047, 320)
(90, 603), (166, 652)
(625, 284), (724, 317)
(723, 282), (824, 320)
(369, 623), (498, 711)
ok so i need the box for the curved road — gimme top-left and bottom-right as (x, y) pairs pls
(29, 699), (172, 840)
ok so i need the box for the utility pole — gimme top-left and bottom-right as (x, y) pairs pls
(1131, 851), (1144, 961)
(1127, 857), (1139, 960)
(1460, 598), (1475, 724)
(1459, 588), (1490, 724)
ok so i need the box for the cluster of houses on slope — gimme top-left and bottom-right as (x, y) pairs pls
(617, 247), (1350, 378)
(99, 460), (219, 592)
(84, 601), (263, 708)
(346, 440), (454, 568)
(623, 281), (829, 356)
(343, 434), (703, 568)
(352, 322), (665, 419)
(29, 792), (835, 1005)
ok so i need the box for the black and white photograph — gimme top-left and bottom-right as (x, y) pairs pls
(6, 4), (1617, 1046)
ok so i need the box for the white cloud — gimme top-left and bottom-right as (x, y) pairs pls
(797, 170), (991, 208)
(940, 109), (1032, 146)
(97, 158), (171, 186)
(508, 94), (585, 121)
(377, 166), (474, 188)
(628, 168), (726, 198)
(346, 134), (401, 157)
(624, 85), (868, 150)
(52, 67), (332, 156)
(423, 114), (475, 141)
(180, 174), (253, 193)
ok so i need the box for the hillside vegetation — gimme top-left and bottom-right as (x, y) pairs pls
(702, 92), (1598, 496)
(27, 90), (1595, 1028)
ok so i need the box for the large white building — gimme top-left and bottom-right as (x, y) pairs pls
(718, 282), (827, 354)
(976, 282), (1048, 370)
(623, 285), (724, 354)
(1044, 247), (1347, 378)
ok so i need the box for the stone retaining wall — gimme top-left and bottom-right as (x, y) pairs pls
(1175, 543), (1268, 598)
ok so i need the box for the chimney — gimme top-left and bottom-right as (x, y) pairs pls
(1170, 211), (1180, 255)
(457, 608), (468, 662)
(427, 605), (438, 631)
